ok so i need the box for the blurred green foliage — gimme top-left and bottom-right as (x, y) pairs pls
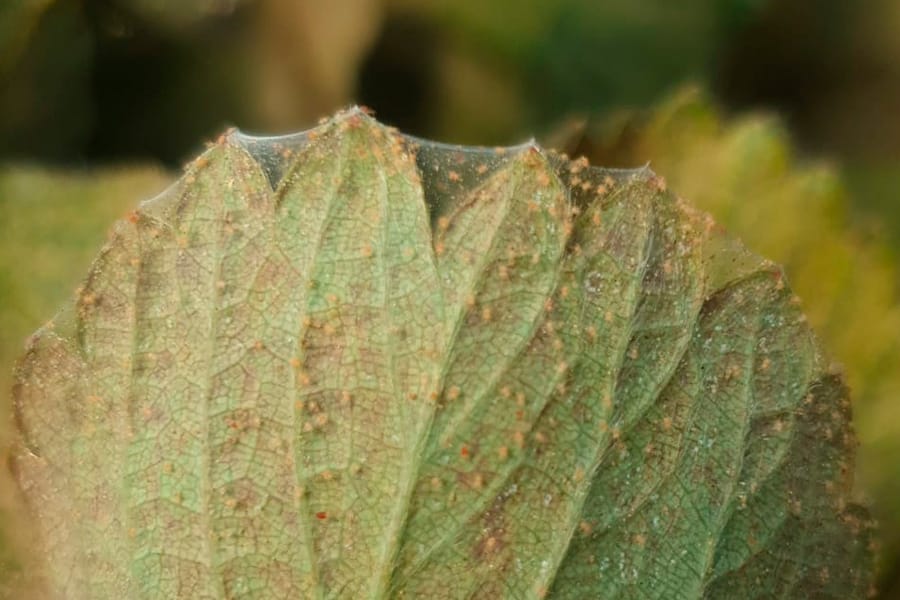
(0, 0), (55, 75)
(381, 0), (767, 143)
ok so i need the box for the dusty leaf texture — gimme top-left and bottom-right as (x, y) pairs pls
(11, 108), (874, 599)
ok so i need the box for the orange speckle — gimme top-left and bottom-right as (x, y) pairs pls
(498, 446), (509, 461)
(662, 260), (673, 275)
(437, 216), (451, 231)
(662, 416), (673, 431)
(513, 431), (525, 448)
(602, 393), (612, 410)
(361, 244), (374, 258)
(481, 307), (493, 322)
(579, 520), (593, 536)
(447, 386), (461, 401)
(476, 164), (488, 175)
(448, 170), (461, 182)
(774, 272), (785, 291)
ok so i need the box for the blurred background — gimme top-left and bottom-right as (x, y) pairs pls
(0, 0), (898, 597)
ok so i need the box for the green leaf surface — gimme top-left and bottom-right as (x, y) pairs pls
(544, 88), (900, 589)
(11, 110), (873, 598)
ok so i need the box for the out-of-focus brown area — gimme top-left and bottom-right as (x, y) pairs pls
(1, 0), (898, 597)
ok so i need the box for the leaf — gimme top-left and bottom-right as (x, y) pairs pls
(546, 87), (900, 589)
(11, 109), (873, 598)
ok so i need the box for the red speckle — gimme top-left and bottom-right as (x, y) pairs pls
(315, 511), (328, 520)
(460, 444), (470, 459)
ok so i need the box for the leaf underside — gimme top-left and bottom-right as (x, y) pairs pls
(11, 109), (873, 599)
